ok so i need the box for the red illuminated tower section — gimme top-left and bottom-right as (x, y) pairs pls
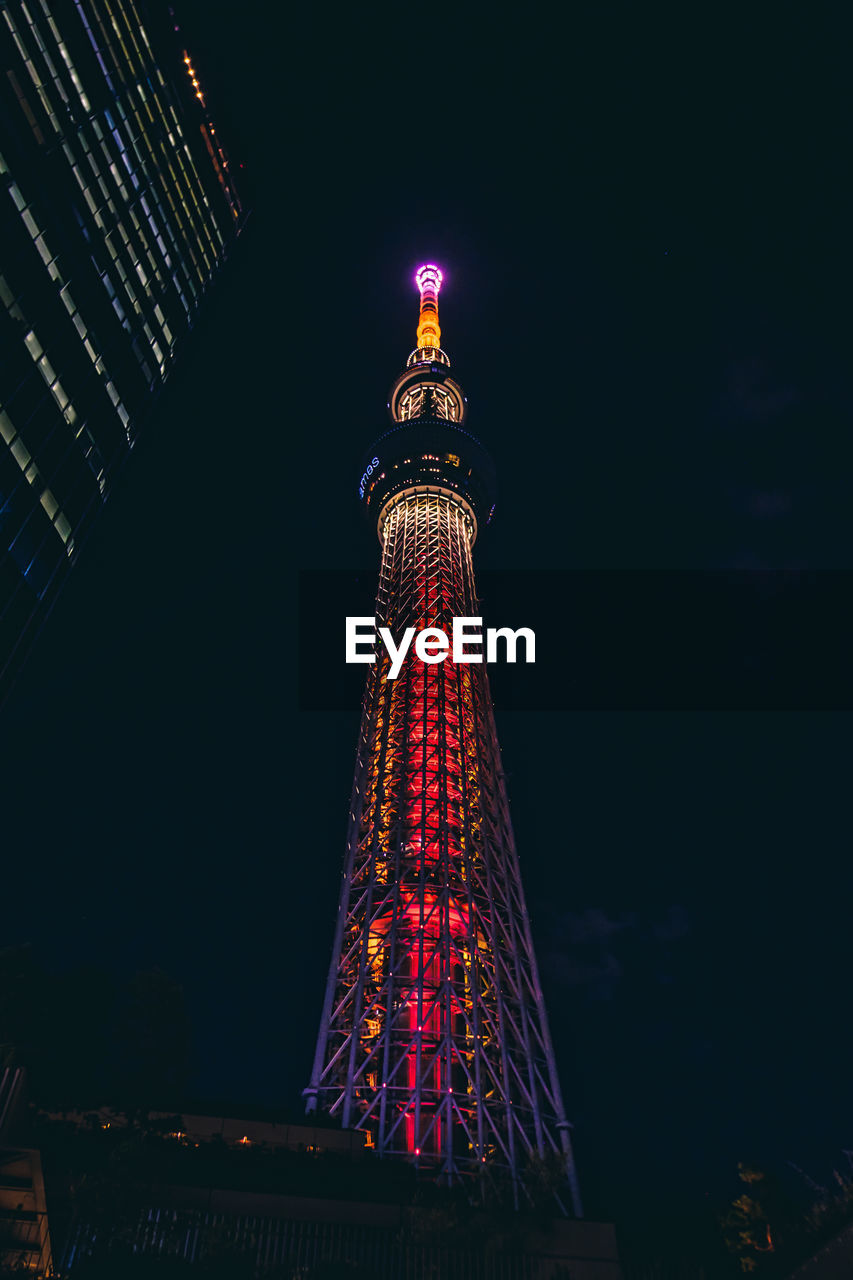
(304, 267), (581, 1214)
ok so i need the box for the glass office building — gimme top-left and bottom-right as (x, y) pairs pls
(0, 0), (244, 701)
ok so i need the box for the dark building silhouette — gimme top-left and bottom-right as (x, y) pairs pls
(0, 1066), (54, 1275)
(0, 0), (244, 701)
(37, 1103), (619, 1278)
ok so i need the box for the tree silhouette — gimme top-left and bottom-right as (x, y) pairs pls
(720, 1163), (801, 1273)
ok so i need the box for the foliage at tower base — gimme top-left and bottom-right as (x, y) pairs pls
(719, 1158), (853, 1276)
(721, 1165), (783, 1273)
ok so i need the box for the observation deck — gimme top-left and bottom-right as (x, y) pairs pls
(357, 265), (497, 539)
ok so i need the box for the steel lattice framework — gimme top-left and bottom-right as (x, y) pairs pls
(305, 267), (581, 1214)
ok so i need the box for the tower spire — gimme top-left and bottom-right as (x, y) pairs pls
(415, 263), (442, 352)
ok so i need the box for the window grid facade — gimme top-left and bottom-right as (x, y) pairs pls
(0, 0), (245, 701)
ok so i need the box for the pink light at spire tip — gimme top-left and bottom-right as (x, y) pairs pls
(415, 264), (443, 294)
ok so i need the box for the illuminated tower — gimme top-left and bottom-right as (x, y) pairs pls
(305, 266), (581, 1214)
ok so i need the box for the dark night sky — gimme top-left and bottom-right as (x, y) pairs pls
(2, 0), (853, 1228)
